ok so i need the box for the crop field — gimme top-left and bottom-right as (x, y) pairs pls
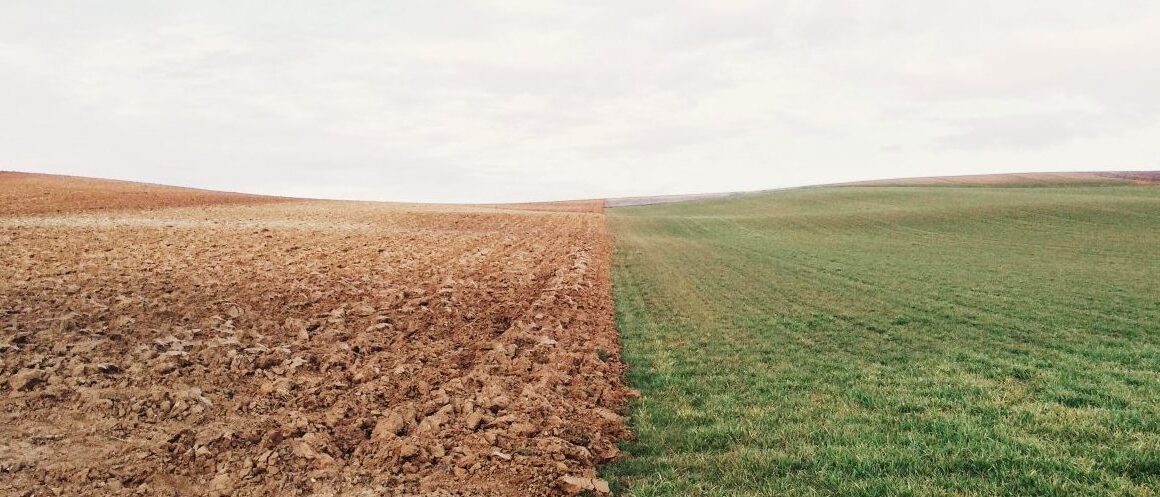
(606, 186), (1160, 496)
(0, 174), (629, 496)
(846, 171), (1160, 187)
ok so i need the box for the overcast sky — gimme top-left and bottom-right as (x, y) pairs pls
(2, 1), (1158, 202)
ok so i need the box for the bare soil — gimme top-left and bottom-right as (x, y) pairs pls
(484, 200), (606, 214)
(1094, 171), (1160, 184)
(0, 175), (631, 496)
(0, 172), (285, 216)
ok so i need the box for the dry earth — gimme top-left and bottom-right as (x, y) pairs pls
(0, 174), (631, 496)
(1098, 170), (1160, 183)
(0, 172), (285, 216)
(481, 201), (606, 214)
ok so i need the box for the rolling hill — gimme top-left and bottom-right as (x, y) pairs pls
(606, 183), (1160, 495)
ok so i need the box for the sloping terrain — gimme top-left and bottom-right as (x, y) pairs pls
(486, 200), (606, 214)
(1100, 171), (1160, 183)
(607, 185), (1160, 495)
(0, 174), (630, 496)
(606, 171), (1160, 209)
(605, 193), (737, 208)
(842, 171), (1160, 187)
(0, 171), (285, 215)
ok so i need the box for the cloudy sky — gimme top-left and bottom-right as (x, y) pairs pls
(2, 1), (1158, 202)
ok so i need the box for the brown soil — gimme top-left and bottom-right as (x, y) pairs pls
(1093, 171), (1160, 184)
(0, 171), (285, 216)
(481, 200), (606, 214)
(0, 175), (631, 496)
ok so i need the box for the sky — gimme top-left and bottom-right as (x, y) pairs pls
(2, 1), (1158, 203)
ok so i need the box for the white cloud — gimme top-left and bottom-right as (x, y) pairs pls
(1, 1), (1157, 202)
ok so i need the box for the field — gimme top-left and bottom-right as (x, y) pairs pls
(0, 172), (285, 215)
(0, 173), (629, 496)
(606, 186), (1160, 495)
(5, 171), (1160, 496)
(844, 171), (1160, 187)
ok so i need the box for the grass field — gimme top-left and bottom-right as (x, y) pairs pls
(604, 185), (1160, 496)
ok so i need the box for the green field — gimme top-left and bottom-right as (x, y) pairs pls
(604, 186), (1160, 496)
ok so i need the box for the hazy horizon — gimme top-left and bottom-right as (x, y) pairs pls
(3, 2), (1159, 203)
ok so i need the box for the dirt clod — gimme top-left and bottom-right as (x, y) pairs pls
(7, 368), (45, 392)
(557, 475), (611, 495)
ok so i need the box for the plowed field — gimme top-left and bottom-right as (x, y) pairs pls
(0, 172), (285, 215)
(0, 174), (630, 496)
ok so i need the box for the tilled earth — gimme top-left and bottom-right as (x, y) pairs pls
(0, 175), (630, 496)
(0, 172), (285, 215)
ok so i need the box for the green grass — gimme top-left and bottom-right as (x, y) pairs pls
(603, 186), (1160, 496)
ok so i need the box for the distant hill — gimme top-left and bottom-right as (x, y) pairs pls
(6, 170), (1157, 214)
(607, 171), (1160, 208)
(0, 171), (603, 215)
(605, 192), (740, 208)
(839, 171), (1160, 187)
(0, 171), (284, 215)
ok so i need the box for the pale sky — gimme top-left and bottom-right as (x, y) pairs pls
(2, 1), (1158, 203)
